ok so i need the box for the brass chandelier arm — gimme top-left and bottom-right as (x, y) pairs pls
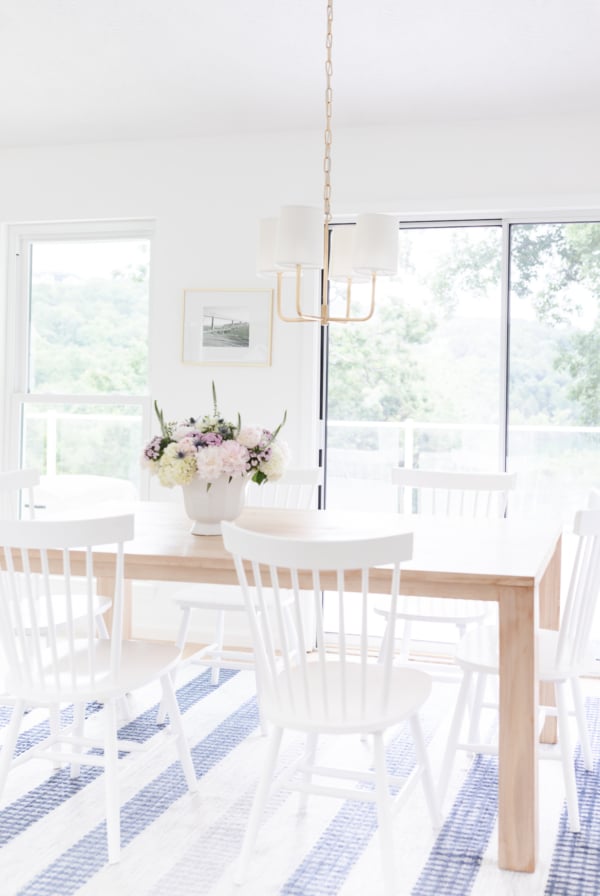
(325, 274), (377, 323)
(276, 270), (377, 325)
(276, 273), (321, 323)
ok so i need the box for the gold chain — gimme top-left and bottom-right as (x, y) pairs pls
(323, 0), (333, 224)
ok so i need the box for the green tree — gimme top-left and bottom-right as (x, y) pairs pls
(327, 286), (435, 423)
(424, 223), (600, 426)
(31, 272), (148, 395)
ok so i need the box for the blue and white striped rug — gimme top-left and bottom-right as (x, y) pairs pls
(1, 669), (599, 896)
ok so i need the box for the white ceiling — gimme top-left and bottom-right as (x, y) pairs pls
(1, 0), (598, 148)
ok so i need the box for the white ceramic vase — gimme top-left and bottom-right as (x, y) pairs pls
(181, 475), (247, 535)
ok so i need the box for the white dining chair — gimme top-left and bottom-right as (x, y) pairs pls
(376, 468), (517, 668)
(158, 468), (322, 722)
(0, 514), (197, 864)
(221, 520), (440, 896)
(437, 497), (600, 832)
(0, 468), (112, 638)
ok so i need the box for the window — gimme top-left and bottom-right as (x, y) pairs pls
(325, 221), (503, 511)
(324, 216), (600, 524)
(4, 221), (152, 495)
(508, 221), (600, 519)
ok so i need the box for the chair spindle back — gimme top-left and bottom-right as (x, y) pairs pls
(246, 468), (322, 510)
(0, 515), (133, 699)
(222, 522), (413, 727)
(393, 468), (517, 518)
(556, 502), (600, 671)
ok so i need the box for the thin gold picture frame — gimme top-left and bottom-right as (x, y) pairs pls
(182, 288), (273, 367)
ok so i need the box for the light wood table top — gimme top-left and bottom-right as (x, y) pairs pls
(93, 501), (560, 593)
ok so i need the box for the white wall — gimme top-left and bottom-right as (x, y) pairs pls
(2, 115), (599, 640)
(2, 115), (600, 477)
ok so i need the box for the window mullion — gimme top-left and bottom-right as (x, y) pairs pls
(498, 222), (511, 472)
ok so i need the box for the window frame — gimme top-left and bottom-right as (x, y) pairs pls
(2, 219), (154, 495)
(322, 209), (600, 496)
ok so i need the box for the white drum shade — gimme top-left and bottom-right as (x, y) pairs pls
(275, 205), (323, 269)
(329, 225), (369, 282)
(353, 214), (399, 275)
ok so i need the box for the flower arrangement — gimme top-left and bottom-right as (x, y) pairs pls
(142, 383), (288, 489)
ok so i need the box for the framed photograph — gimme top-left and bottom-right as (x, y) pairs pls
(182, 288), (273, 366)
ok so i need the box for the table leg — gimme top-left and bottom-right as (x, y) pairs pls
(539, 535), (561, 744)
(497, 583), (537, 872)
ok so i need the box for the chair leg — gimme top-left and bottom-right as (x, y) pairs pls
(372, 731), (398, 896)
(49, 704), (62, 769)
(556, 681), (580, 833)
(253, 665), (269, 737)
(409, 714), (440, 828)
(437, 669), (473, 807)
(0, 699), (26, 799)
(103, 700), (121, 864)
(398, 620), (412, 664)
(96, 612), (110, 639)
(70, 702), (86, 779)
(210, 610), (226, 686)
(298, 732), (318, 813)
(571, 677), (593, 772)
(159, 674), (197, 793)
(467, 671), (487, 745)
(118, 693), (134, 722)
(234, 725), (283, 885)
(157, 606), (193, 725)
(376, 615), (394, 664)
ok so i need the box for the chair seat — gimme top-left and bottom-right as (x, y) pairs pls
(263, 663), (432, 734)
(6, 639), (182, 705)
(374, 595), (488, 625)
(173, 585), (246, 613)
(174, 585), (291, 613)
(455, 624), (594, 683)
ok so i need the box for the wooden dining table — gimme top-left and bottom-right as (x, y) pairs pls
(89, 500), (562, 876)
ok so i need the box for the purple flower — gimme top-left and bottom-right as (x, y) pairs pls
(198, 432), (223, 447)
(143, 436), (162, 460)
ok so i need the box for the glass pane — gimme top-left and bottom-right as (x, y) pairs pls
(508, 222), (600, 523)
(28, 239), (149, 394)
(22, 402), (145, 487)
(326, 224), (503, 512)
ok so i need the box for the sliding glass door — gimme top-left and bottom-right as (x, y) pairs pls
(325, 221), (504, 512)
(508, 222), (600, 520)
(325, 217), (600, 523)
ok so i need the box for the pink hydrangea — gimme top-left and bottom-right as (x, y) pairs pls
(219, 440), (250, 477)
(194, 445), (225, 482)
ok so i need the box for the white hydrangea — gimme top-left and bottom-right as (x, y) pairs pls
(257, 440), (289, 481)
(237, 425), (265, 449)
(156, 443), (197, 487)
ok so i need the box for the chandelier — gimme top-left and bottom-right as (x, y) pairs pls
(257, 0), (399, 325)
